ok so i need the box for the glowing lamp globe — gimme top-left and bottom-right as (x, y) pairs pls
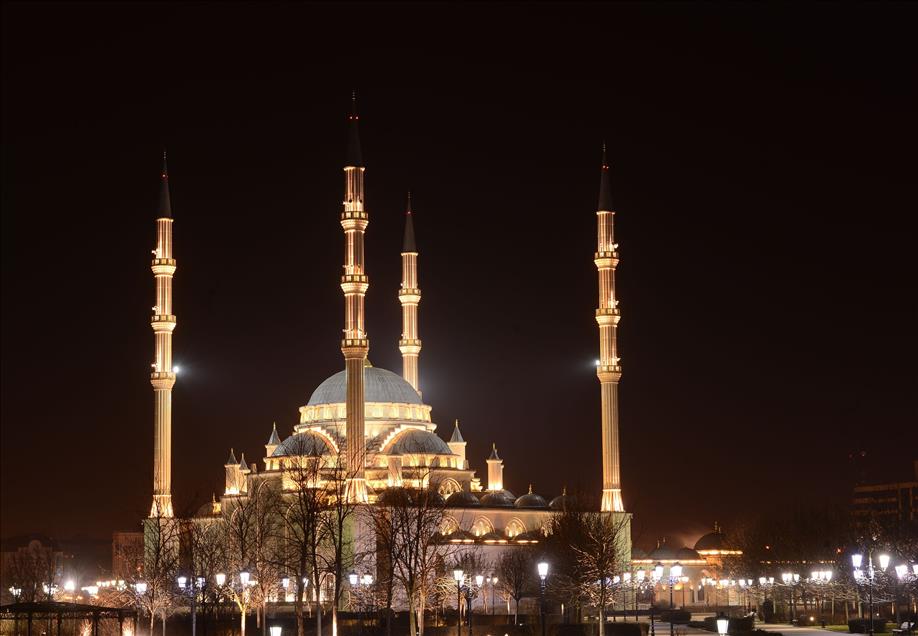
(453, 569), (464, 583)
(537, 562), (549, 580)
(717, 618), (729, 636)
(879, 554), (890, 571)
(851, 554), (863, 569)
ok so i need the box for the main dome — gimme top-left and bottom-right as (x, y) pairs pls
(308, 367), (423, 406)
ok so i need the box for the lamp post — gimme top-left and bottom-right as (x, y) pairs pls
(667, 564), (683, 636)
(453, 569), (464, 636)
(650, 563), (663, 636)
(538, 562), (549, 636)
(781, 572), (800, 623)
(177, 574), (199, 636)
(852, 551), (890, 636)
(488, 575), (498, 615)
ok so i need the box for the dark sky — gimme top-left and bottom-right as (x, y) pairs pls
(2, 2), (916, 548)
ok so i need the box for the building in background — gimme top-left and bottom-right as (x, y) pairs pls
(851, 460), (918, 530)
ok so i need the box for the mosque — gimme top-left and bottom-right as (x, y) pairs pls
(145, 100), (630, 571)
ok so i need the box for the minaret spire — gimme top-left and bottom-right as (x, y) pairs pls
(340, 96), (369, 503)
(150, 153), (177, 517)
(594, 143), (624, 513)
(398, 191), (422, 393)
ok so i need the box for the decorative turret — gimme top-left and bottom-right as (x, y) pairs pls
(594, 144), (625, 513)
(150, 152), (177, 518)
(224, 448), (239, 495)
(265, 422), (281, 458)
(398, 192), (422, 394)
(340, 93), (370, 503)
(448, 419), (466, 467)
(486, 443), (504, 492)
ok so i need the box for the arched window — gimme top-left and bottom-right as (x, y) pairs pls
(505, 519), (525, 538)
(471, 517), (493, 537)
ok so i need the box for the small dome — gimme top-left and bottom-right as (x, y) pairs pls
(308, 367), (422, 406)
(386, 429), (453, 456)
(549, 491), (572, 511)
(694, 532), (726, 552)
(648, 542), (680, 561)
(480, 490), (516, 508)
(446, 491), (481, 508)
(677, 547), (702, 561)
(515, 486), (548, 509)
(271, 432), (333, 457)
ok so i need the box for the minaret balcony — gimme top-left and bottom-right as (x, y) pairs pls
(150, 372), (176, 389)
(595, 307), (621, 326)
(399, 339), (422, 355)
(596, 365), (623, 382)
(151, 259), (177, 275)
(341, 338), (369, 356)
(340, 213), (369, 231)
(593, 251), (619, 268)
(340, 275), (369, 295)
(150, 315), (178, 332)
(398, 288), (421, 303)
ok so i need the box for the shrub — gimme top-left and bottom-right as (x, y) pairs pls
(848, 618), (888, 634)
(660, 610), (691, 625)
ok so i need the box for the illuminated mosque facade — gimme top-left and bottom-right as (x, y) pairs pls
(145, 100), (631, 558)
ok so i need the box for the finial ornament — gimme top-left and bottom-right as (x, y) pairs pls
(407, 191), (412, 215)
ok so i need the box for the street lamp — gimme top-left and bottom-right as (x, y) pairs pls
(781, 572), (800, 622)
(177, 574), (200, 636)
(269, 627), (282, 636)
(716, 617), (729, 636)
(348, 571), (358, 587)
(487, 575), (499, 615)
(239, 571), (251, 587)
(648, 564), (663, 636)
(215, 573), (226, 587)
(668, 564), (683, 636)
(537, 562), (549, 636)
(852, 551), (889, 636)
(453, 568), (464, 636)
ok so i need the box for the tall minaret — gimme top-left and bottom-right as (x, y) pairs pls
(150, 152), (176, 518)
(340, 95), (369, 503)
(595, 144), (625, 513)
(398, 192), (422, 394)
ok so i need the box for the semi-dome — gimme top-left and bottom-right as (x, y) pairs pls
(308, 367), (422, 406)
(272, 432), (333, 457)
(694, 522), (731, 552)
(480, 489), (516, 508)
(386, 429), (453, 456)
(446, 491), (481, 508)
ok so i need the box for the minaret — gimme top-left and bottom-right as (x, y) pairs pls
(340, 95), (370, 503)
(150, 152), (176, 518)
(398, 192), (422, 394)
(594, 144), (625, 513)
(265, 422), (281, 458)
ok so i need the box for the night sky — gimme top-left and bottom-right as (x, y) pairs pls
(2, 2), (916, 548)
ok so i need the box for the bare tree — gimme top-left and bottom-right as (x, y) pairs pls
(370, 481), (455, 636)
(496, 549), (534, 625)
(2, 538), (63, 602)
(316, 443), (367, 636)
(139, 505), (182, 636)
(273, 435), (331, 636)
(222, 478), (280, 636)
(546, 506), (630, 636)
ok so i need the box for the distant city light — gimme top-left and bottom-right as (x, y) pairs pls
(172, 365), (180, 374)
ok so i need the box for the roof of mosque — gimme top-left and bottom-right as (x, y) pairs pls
(480, 489), (516, 508)
(307, 367), (423, 407)
(271, 431), (334, 457)
(386, 429), (453, 456)
(515, 486), (548, 509)
(446, 491), (482, 508)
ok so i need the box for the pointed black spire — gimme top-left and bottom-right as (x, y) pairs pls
(598, 142), (613, 212)
(402, 191), (417, 253)
(345, 91), (363, 167)
(159, 151), (172, 218)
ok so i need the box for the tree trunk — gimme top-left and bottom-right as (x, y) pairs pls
(418, 593), (427, 636)
(408, 593), (417, 636)
(599, 607), (605, 636)
(515, 597), (520, 625)
(296, 580), (305, 636)
(331, 605), (338, 636)
(241, 607), (247, 636)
